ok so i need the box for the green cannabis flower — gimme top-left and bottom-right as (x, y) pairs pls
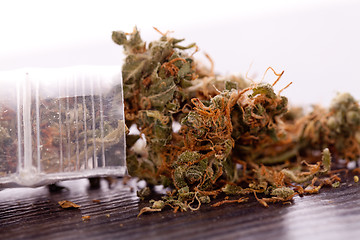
(299, 92), (360, 160)
(112, 27), (359, 216)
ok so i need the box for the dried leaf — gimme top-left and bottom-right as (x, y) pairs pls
(58, 200), (81, 209)
(137, 207), (162, 217)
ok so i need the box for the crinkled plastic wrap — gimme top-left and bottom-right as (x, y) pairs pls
(0, 66), (126, 187)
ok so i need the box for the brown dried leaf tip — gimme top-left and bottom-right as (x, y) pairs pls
(58, 200), (81, 209)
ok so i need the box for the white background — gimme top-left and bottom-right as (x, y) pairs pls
(0, 0), (359, 106)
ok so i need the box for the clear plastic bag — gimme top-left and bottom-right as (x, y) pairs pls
(0, 66), (126, 187)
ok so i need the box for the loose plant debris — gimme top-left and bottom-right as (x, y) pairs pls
(112, 27), (360, 216)
(354, 176), (359, 183)
(58, 200), (81, 209)
(82, 215), (91, 221)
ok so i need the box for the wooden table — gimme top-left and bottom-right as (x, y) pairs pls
(1, 174), (360, 240)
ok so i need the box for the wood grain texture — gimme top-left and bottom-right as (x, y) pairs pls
(1, 176), (360, 240)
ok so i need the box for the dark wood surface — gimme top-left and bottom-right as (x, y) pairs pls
(1, 174), (360, 240)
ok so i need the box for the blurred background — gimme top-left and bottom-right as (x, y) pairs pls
(0, 0), (359, 106)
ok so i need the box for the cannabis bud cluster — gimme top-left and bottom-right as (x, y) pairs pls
(112, 27), (360, 215)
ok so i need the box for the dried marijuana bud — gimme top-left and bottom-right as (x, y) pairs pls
(290, 92), (360, 161)
(112, 27), (359, 215)
(113, 27), (197, 186)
